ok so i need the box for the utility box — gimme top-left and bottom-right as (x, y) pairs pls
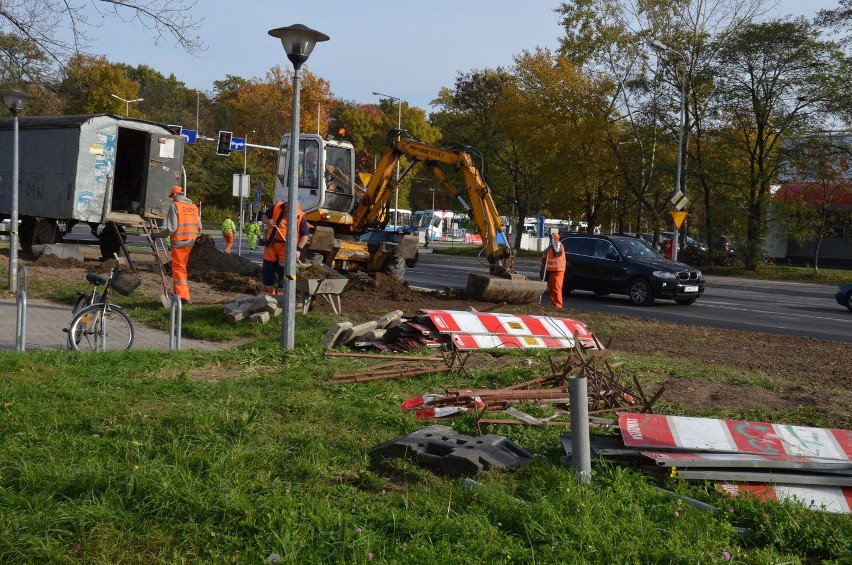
(0, 114), (184, 253)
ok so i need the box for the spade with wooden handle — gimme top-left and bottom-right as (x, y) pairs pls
(144, 224), (173, 308)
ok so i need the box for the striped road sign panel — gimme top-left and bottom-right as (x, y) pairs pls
(619, 413), (851, 460)
(417, 310), (598, 350)
(718, 483), (852, 514)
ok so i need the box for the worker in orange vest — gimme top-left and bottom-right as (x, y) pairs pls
(543, 233), (567, 308)
(153, 186), (201, 302)
(261, 200), (310, 294)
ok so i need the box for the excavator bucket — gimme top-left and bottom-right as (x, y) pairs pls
(466, 273), (548, 304)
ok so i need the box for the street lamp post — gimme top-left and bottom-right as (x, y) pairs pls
(650, 39), (687, 262)
(110, 93), (144, 117)
(371, 91), (403, 227)
(3, 90), (30, 291)
(196, 89), (201, 133)
(269, 23), (329, 350)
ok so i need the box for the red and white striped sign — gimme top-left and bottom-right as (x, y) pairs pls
(619, 413), (852, 461)
(417, 310), (597, 350)
(718, 483), (852, 514)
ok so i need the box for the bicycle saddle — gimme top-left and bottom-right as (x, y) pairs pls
(86, 273), (107, 286)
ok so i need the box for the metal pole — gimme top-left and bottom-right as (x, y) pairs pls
(394, 98), (401, 227)
(239, 132), (250, 256)
(570, 375), (591, 484)
(672, 69), (686, 262)
(196, 89), (200, 133)
(282, 67), (302, 349)
(8, 111), (19, 290)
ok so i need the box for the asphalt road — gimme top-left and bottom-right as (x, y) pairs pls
(406, 249), (852, 343)
(63, 227), (852, 342)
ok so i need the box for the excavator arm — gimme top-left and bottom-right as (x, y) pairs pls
(353, 131), (514, 275)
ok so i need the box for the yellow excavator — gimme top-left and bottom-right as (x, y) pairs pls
(273, 129), (546, 303)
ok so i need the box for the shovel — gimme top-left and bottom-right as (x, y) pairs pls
(144, 225), (173, 308)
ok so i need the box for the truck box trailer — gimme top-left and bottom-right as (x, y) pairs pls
(0, 114), (184, 255)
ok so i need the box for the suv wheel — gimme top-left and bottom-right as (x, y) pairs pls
(628, 277), (655, 306)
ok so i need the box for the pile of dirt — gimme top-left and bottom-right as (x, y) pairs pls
(187, 235), (260, 276)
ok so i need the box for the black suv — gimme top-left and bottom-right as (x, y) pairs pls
(558, 233), (705, 306)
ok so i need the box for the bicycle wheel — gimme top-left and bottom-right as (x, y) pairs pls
(67, 303), (134, 352)
(73, 292), (95, 314)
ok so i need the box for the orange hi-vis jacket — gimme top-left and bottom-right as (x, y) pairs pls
(265, 201), (305, 244)
(171, 201), (201, 248)
(544, 246), (567, 272)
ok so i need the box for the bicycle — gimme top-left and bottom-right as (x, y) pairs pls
(65, 266), (140, 352)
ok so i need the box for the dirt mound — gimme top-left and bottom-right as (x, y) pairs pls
(193, 271), (263, 294)
(187, 235), (260, 276)
(31, 254), (86, 269)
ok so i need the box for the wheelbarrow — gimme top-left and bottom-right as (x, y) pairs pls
(296, 274), (349, 315)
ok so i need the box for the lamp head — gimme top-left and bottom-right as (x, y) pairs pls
(269, 24), (329, 70)
(3, 90), (30, 116)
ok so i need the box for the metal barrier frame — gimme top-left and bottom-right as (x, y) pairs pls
(15, 265), (28, 352)
(168, 294), (182, 351)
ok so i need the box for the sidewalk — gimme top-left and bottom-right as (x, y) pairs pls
(0, 297), (221, 353)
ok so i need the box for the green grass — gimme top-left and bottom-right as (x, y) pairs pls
(1, 319), (849, 563)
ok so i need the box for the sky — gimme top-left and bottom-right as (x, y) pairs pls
(75, 0), (836, 113)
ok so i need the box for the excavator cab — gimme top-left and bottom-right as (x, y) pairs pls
(274, 134), (358, 223)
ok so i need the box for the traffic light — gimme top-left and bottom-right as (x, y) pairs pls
(216, 130), (232, 156)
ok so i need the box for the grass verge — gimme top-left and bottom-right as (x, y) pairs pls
(0, 315), (849, 563)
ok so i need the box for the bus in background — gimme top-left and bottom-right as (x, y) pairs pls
(414, 210), (455, 241)
(386, 208), (412, 231)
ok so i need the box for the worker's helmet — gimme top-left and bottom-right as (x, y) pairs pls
(170, 186), (183, 196)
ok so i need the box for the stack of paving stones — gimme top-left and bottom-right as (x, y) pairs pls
(321, 309), (408, 349)
(223, 294), (283, 324)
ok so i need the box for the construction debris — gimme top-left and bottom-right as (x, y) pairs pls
(370, 424), (532, 476)
(560, 413), (852, 514)
(326, 351), (451, 384)
(223, 294), (282, 324)
(402, 341), (662, 425)
(323, 309), (599, 353)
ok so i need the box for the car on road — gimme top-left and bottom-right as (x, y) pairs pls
(558, 233), (705, 306)
(836, 283), (852, 311)
(710, 235), (736, 253)
(360, 228), (419, 268)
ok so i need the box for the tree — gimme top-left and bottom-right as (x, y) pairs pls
(57, 53), (142, 115)
(0, 0), (202, 85)
(776, 134), (852, 272)
(505, 48), (620, 233)
(713, 18), (846, 269)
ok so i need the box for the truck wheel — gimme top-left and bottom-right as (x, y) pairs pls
(99, 222), (126, 260)
(18, 217), (37, 254)
(21, 218), (60, 254)
(382, 257), (406, 281)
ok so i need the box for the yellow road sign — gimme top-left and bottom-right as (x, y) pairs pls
(670, 210), (688, 229)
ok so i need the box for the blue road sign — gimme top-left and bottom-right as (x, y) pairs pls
(230, 137), (246, 151)
(181, 129), (197, 144)
(254, 181), (263, 207)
